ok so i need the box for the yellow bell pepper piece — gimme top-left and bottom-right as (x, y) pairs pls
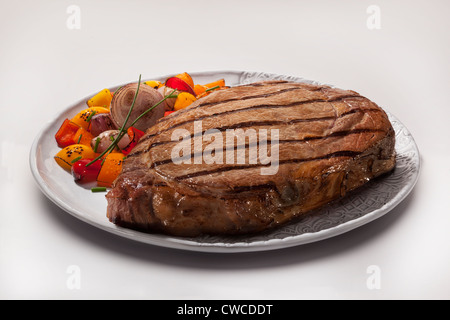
(54, 144), (97, 171)
(70, 107), (110, 130)
(144, 80), (163, 89)
(87, 88), (112, 108)
(173, 92), (197, 111)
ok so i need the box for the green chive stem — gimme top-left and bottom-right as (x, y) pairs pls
(129, 89), (177, 128)
(71, 156), (82, 164)
(101, 147), (115, 166)
(91, 187), (107, 193)
(93, 137), (101, 153)
(86, 110), (97, 122)
(205, 85), (220, 92)
(114, 85), (123, 94)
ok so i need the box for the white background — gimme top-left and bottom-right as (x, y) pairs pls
(1, 0), (449, 299)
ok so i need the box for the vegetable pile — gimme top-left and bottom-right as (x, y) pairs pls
(54, 72), (228, 191)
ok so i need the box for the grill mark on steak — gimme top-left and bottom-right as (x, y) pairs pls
(153, 182), (168, 187)
(128, 107), (381, 158)
(223, 183), (276, 193)
(199, 86), (323, 108)
(173, 150), (362, 181)
(137, 94), (365, 146)
(177, 94), (361, 129)
(157, 86), (306, 124)
(243, 80), (290, 87)
(240, 81), (324, 90)
(151, 128), (384, 168)
(132, 115), (336, 157)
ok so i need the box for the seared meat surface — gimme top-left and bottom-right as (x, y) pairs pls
(106, 81), (396, 236)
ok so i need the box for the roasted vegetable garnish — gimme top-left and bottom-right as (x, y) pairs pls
(54, 72), (229, 189)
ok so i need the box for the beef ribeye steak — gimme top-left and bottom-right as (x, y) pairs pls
(106, 80), (396, 236)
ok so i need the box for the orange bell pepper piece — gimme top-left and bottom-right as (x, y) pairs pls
(72, 127), (94, 146)
(97, 153), (124, 187)
(175, 72), (195, 90)
(194, 84), (207, 97)
(196, 86), (230, 99)
(204, 79), (225, 89)
(193, 79), (227, 99)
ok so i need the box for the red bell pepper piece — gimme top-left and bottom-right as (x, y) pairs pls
(71, 158), (103, 183)
(55, 119), (80, 148)
(165, 77), (196, 96)
(164, 111), (175, 117)
(121, 126), (145, 155)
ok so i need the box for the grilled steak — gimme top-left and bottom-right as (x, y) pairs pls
(106, 80), (396, 236)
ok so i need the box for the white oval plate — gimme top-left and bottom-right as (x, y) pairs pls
(30, 71), (420, 253)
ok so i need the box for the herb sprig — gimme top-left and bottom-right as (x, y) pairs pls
(91, 187), (107, 193)
(205, 85), (220, 92)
